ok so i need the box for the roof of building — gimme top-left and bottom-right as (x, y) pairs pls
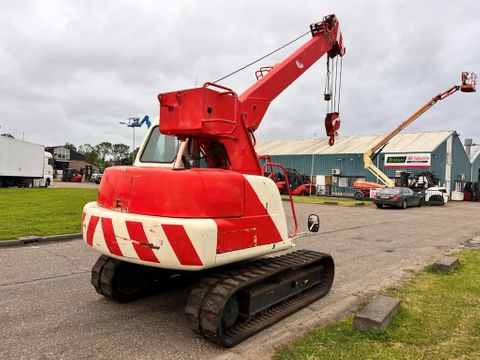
(470, 145), (480, 163)
(255, 131), (454, 155)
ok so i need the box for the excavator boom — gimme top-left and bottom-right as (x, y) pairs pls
(159, 15), (345, 175)
(239, 14), (345, 132)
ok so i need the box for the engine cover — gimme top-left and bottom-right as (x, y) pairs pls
(98, 166), (245, 218)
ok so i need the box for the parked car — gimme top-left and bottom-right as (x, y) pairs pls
(71, 174), (83, 182)
(90, 172), (103, 184)
(374, 187), (423, 209)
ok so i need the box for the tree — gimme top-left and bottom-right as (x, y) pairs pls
(95, 142), (112, 162)
(64, 142), (77, 151)
(0, 133), (14, 138)
(78, 143), (99, 164)
(131, 147), (140, 162)
(78, 144), (94, 154)
(112, 143), (131, 163)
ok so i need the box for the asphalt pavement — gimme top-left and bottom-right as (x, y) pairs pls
(50, 181), (99, 189)
(1, 201), (479, 360)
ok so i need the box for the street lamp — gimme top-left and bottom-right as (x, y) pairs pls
(119, 118), (139, 165)
(119, 115), (151, 154)
(120, 116), (152, 164)
(119, 118), (137, 152)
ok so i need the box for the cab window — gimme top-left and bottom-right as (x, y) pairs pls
(140, 126), (178, 163)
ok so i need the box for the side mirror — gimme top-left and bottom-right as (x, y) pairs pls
(308, 214), (320, 232)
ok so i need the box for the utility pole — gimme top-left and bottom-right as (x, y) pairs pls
(309, 133), (317, 195)
(133, 126), (136, 153)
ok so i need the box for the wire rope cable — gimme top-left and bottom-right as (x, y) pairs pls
(337, 56), (343, 112)
(212, 30), (310, 84)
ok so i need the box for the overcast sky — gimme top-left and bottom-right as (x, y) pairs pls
(0, 0), (478, 150)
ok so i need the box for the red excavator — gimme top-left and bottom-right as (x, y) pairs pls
(82, 15), (345, 347)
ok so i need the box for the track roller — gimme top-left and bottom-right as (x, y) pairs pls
(91, 255), (184, 302)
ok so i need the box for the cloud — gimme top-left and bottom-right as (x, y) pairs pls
(0, 0), (478, 148)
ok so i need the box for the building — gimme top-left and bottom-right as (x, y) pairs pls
(465, 140), (480, 183)
(45, 146), (98, 177)
(255, 131), (475, 195)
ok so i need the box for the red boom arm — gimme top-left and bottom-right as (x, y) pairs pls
(158, 15), (345, 175)
(239, 15), (345, 132)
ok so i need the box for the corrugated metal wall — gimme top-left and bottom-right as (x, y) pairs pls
(266, 133), (475, 193)
(450, 134), (471, 182)
(270, 139), (456, 186)
(270, 153), (363, 178)
(271, 153), (448, 182)
(430, 141), (447, 185)
(471, 155), (480, 182)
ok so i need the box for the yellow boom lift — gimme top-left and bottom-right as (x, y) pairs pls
(354, 72), (476, 198)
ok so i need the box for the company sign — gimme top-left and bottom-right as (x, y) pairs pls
(384, 153), (431, 168)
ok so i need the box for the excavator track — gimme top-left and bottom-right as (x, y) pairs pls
(91, 255), (185, 302)
(185, 250), (334, 347)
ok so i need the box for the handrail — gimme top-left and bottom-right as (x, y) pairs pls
(261, 162), (299, 238)
(203, 82), (235, 96)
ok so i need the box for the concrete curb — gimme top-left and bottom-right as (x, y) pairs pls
(281, 198), (368, 207)
(432, 256), (459, 273)
(0, 233), (82, 248)
(353, 295), (401, 331)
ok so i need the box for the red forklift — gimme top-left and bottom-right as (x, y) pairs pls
(463, 181), (480, 201)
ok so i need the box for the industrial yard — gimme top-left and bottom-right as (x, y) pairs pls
(1, 201), (479, 359)
(1, 1), (479, 359)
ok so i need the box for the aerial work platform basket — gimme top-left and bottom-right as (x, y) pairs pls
(460, 72), (477, 93)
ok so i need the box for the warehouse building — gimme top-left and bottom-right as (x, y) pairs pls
(466, 141), (480, 182)
(255, 131), (475, 196)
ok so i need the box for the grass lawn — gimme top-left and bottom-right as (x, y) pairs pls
(0, 188), (97, 239)
(274, 249), (480, 360)
(282, 195), (370, 207)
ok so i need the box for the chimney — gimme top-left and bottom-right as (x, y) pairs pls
(465, 138), (473, 157)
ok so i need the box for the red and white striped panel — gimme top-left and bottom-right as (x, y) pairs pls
(215, 175), (292, 267)
(244, 174), (288, 238)
(83, 202), (217, 270)
(82, 175), (292, 270)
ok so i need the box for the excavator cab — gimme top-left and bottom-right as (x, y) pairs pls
(460, 72), (477, 93)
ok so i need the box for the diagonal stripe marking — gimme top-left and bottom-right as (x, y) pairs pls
(101, 217), (123, 256)
(125, 221), (160, 263)
(86, 215), (100, 246)
(162, 224), (203, 266)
